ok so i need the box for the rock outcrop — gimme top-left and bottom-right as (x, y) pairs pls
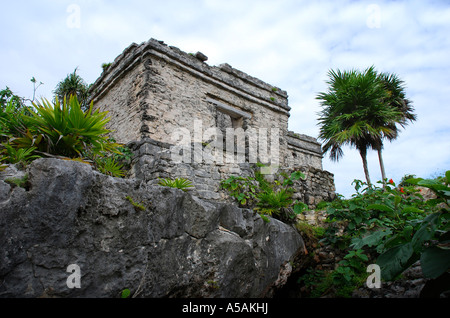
(0, 159), (304, 298)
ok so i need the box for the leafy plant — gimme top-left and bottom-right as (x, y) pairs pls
(95, 156), (125, 177)
(220, 175), (259, 207)
(15, 95), (120, 159)
(376, 172), (450, 281)
(112, 143), (134, 172)
(4, 173), (29, 189)
(304, 171), (449, 297)
(0, 92), (29, 142)
(53, 68), (90, 111)
(221, 167), (307, 223)
(158, 177), (194, 192)
(102, 63), (112, 72)
(321, 177), (429, 249)
(256, 188), (293, 216)
(1, 144), (40, 166)
(121, 288), (131, 298)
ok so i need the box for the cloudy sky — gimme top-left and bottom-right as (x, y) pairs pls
(1, 0), (449, 197)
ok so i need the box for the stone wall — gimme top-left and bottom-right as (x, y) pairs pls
(88, 38), (335, 205)
(89, 38), (324, 171)
(128, 138), (335, 206)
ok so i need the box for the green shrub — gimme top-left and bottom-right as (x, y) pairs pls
(303, 171), (450, 297)
(376, 172), (450, 281)
(95, 156), (125, 178)
(220, 166), (307, 223)
(53, 68), (90, 111)
(220, 175), (259, 207)
(1, 87), (126, 176)
(14, 96), (120, 158)
(0, 90), (29, 142)
(256, 188), (293, 216)
(0, 144), (40, 166)
(158, 177), (194, 191)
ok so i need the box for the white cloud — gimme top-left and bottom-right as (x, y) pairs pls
(0, 0), (449, 197)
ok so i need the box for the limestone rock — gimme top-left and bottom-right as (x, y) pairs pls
(0, 158), (304, 298)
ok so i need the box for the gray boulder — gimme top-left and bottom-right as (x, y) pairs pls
(0, 158), (304, 298)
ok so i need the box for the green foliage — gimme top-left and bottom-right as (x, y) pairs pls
(257, 188), (292, 216)
(306, 171), (450, 297)
(0, 89), (29, 142)
(95, 156), (125, 177)
(331, 249), (368, 293)
(295, 221), (325, 242)
(53, 68), (90, 111)
(220, 175), (259, 207)
(102, 63), (112, 72)
(15, 96), (120, 159)
(1, 144), (40, 166)
(125, 196), (146, 212)
(4, 173), (29, 189)
(220, 166), (307, 223)
(158, 177), (194, 191)
(121, 288), (131, 298)
(92, 141), (133, 178)
(321, 178), (429, 249)
(376, 173), (450, 281)
(1, 84), (126, 177)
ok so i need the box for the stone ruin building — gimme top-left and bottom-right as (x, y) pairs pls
(89, 38), (335, 206)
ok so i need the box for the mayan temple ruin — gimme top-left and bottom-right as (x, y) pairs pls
(88, 38), (335, 205)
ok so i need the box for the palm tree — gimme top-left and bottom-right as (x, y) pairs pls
(316, 66), (401, 186)
(53, 68), (90, 111)
(374, 72), (416, 185)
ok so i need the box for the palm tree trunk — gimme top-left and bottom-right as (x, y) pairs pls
(359, 148), (372, 186)
(377, 147), (387, 188)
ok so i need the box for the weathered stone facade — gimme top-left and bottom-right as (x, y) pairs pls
(89, 38), (335, 204)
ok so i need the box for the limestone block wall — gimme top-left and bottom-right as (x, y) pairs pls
(89, 38), (318, 169)
(128, 138), (335, 206)
(285, 131), (324, 170)
(128, 138), (253, 201)
(88, 38), (335, 205)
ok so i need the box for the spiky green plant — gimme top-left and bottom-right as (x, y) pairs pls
(158, 177), (194, 191)
(256, 188), (293, 216)
(14, 95), (120, 158)
(0, 144), (40, 165)
(95, 156), (125, 177)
